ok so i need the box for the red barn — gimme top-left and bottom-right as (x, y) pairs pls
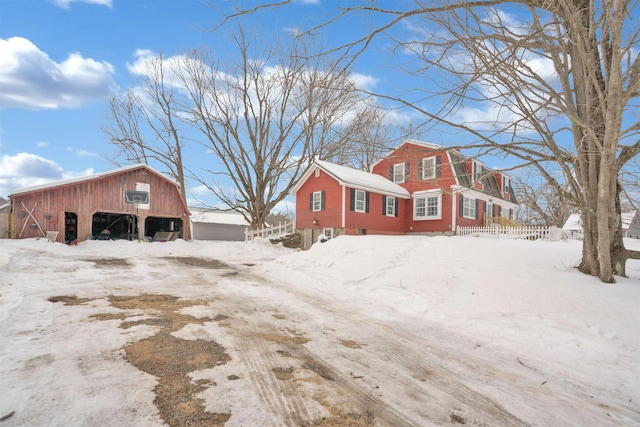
(8, 164), (191, 243)
(293, 140), (518, 248)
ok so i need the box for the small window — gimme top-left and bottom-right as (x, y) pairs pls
(421, 157), (437, 180)
(354, 189), (366, 213)
(314, 168), (320, 178)
(311, 191), (324, 212)
(413, 191), (442, 220)
(393, 163), (406, 183)
(386, 196), (396, 217)
(323, 228), (333, 239)
(462, 196), (476, 219)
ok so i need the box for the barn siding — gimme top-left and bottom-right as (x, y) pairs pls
(9, 166), (190, 242)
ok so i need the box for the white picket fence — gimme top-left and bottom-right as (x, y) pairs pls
(245, 221), (295, 242)
(456, 225), (562, 240)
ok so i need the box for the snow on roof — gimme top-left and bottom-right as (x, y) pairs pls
(563, 211), (637, 231)
(622, 211), (637, 230)
(189, 207), (249, 226)
(562, 213), (582, 231)
(402, 139), (444, 150)
(315, 160), (410, 198)
(9, 164), (169, 196)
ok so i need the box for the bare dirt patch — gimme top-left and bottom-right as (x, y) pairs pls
(261, 332), (310, 346)
(82, 258), (132, 268)
(163, 256), (231, 270)
(339, 339), (366, 349)
(49, 293), (231, 427)
(48, 295), (92, 305)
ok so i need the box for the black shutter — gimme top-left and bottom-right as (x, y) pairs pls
(350, 188), (355, 211)
(405, 162), (410, 182)
(309, 193), (313, 211)
(394, 198), (398, 217)
(459, 195), (464, 217)
(321, 190), (326, 211)
(382, 195), (387, 215)
(418, 160), (423, 181)
(436, 156), (441, 177)
(475, 199), (479, 220)
(365, 192), (370, 213)
(389, 165), (394, 180)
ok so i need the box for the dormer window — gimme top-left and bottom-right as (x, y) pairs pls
(472, 160), (482, 182)
(502, 175), (511, 193)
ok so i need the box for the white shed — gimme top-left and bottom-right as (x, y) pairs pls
(622, 211), (640, 239)
(189, 208), (250, 241)
(562, 213), (583, 239)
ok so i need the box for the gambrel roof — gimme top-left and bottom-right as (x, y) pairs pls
(448, 151), (518, 204)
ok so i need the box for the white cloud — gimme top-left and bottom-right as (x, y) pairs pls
(36, 141), (50, 148)
(0, 153), (94, 197)
(0, 153), (63, 197)
(53, 0), (112, 9)
(350, 72), (379, 91)
(0, 37), (116, 110)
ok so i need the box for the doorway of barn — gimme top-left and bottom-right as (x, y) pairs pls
(145, 216), (183, 240)
(64, 212), (78, 244)
(92, 212), (137, 240)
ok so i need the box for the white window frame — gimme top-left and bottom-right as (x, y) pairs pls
(314, 168), (320, 178)
(421, 157), (437, 180)
(472, 160), (482, 182)
(413, 191), (442, 220)
(393, 163), (405, 183)
(323, 228), (333, 239)
(312, 191), (323, 212)
(502, 175), (511, 193)
(385, 196), (396, 217)
(354, 189), (366, 213)
(462, 196), (476, 219)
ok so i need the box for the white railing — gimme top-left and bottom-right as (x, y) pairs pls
(245, 221), (295, 242)
(456, 225), (557, 240)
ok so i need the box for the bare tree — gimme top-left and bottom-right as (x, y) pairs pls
(512, 169), (574, 227)
(331, 106), (398, 171)
(103, 54), (188, 202)
(619, 158), (640, 212)
(174, 27), (373, 228)
(226, 1), (640, 282)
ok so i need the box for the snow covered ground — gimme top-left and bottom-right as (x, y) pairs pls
(0, 235), (638, 426)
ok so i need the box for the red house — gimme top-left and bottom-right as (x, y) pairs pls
(292, 140), (518, 248)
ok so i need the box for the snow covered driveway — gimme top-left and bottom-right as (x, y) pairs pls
(1, 237), (638, 426)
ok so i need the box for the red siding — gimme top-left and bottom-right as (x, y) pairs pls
(371, 143), (459, 233)
(343, 191), (407, 234)
(9, 166), (190, 242)
(295, 168), (343, 229)
(295, 168), (408, 234)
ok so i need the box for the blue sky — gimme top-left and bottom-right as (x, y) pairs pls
(3, 1), (634, 207)
(1, 0), (377, 205)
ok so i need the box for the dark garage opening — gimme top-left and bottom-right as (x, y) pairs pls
(65, 212), (78, 243)
(145, 216), (183, 240)
(92, 212), (137, 240)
